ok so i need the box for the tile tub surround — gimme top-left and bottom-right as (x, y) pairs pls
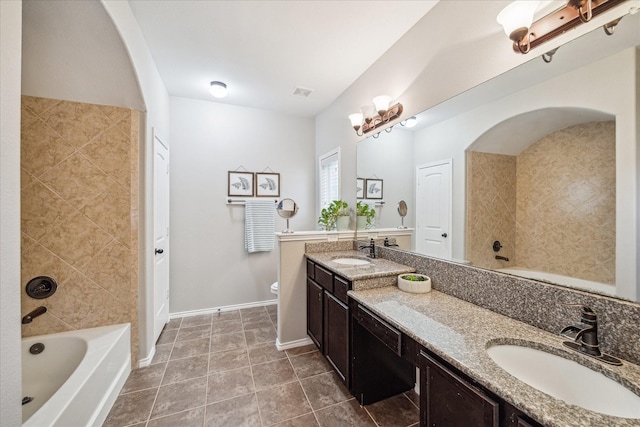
(20, 96), (140, 363)
(104, 306), (420, 427)
(376, 246), (640, 367)
(304, 250), (415, 291)
(349, 287), (640, 427)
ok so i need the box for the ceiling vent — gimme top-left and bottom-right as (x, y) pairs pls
(293, 87), (313, 97)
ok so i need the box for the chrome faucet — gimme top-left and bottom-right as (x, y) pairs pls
(559, 305), (622, 365)
(359, 238), (376, 258)
(22, 306), (47, 324)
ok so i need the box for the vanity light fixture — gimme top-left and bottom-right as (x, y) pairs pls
(403, 116), (417, 128)
(349, 95), (403, 137)
(209, 81), (228, 98)
(497, 0), (626, 54)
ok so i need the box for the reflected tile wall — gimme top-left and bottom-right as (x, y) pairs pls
(467, 121), (615, 285)
(20, 96), (139, 364)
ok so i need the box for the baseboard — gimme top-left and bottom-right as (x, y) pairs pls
(137, 346), (156, 368)
(276, 336), (314, 351)
(170, 299), (277, 320)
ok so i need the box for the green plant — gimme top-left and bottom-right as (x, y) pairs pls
(318, 200), (349, 230)
(400, 274), (428, 282)
(356, 201), (375, 227)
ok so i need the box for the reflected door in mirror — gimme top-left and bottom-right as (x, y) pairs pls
(416, 160), (451, 259)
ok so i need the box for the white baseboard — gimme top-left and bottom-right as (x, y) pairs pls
(137, 346), (156, 368)
(170, 299), (277, 320)
(276, 336), (314, 351)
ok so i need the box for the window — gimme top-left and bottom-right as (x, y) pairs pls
(319, 148), (340, 213)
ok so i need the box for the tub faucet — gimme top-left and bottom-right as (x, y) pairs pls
(22, 306), (47, 324)
(559, 305), (622, 365)
(359, 239), (376, 258)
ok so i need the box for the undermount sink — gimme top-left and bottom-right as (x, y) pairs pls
(487, 344), (640, 419)
(331, 257), (371, 266)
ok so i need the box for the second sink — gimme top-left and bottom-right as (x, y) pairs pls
(331, 257), (371, 266)
(487, 344), (640, 419)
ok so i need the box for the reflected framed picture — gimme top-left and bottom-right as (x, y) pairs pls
(356, 178), (365, 199)
(256, 172), (280, 197)
(228, 171), (254, 197)
(365, 178), (383, 199)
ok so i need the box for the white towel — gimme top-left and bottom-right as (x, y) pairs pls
(244, 199), (275, 253)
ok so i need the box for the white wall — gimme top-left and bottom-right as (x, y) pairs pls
(170, 97), (315, 313)
(0, 1), (23, 425)
(101, 0), (171, 362)
(413, 48), (638, 300)
(356, 129), (415, 229)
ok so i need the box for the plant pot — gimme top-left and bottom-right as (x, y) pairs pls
(336, 216), (350, 231)
(397, 273), (431, 293)
(356, 216), (368, 230)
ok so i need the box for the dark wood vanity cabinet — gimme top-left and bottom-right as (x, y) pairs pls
(306, 259), (351, 385)
(419, 349), (544, 427)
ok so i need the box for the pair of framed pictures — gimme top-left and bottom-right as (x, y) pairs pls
(228, 171), (280, 197)
(357, 178), (383, 200)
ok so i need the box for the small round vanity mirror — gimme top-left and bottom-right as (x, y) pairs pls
(276, 198), (299, 233)
(397, 200), (408, 229)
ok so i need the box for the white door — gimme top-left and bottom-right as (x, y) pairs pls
(415, 160), (452, 259)
(153, 129), (170, 343)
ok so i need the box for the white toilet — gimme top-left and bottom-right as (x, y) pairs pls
(270, 281), (279, 295)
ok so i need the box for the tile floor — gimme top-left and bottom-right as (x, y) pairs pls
(104, 305), (420, 427)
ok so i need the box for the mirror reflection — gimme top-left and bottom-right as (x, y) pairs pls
(356, 12), (639, 301)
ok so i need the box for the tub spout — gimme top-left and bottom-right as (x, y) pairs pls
(22, 306), (47, 324)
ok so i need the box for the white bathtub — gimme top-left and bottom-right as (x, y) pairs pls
(22, 323), (131, 427)
(497, 267), (616, 296)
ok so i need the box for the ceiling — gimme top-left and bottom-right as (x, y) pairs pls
(128, 1), (438, 117)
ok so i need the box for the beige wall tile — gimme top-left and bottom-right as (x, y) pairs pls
(81, 125), (132, 188)
(81, 182), (131, 246)
(81, 241), (132, 303)
(21, 96), (62, 116)
(38, 100), (112, 148)
(21, 180), (75, 241)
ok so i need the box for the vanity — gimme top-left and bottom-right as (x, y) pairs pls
(304, 243), (640, 427)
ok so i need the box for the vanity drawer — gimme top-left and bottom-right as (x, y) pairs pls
(333, 275), (350, 304)
(314, 264), (334, 292)
(306, 259), (315, 279)
(354, 304), (401, 355)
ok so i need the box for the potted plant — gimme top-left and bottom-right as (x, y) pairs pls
(318, 200), (349, 231)
(398, 273), (431, 293)
(356, 201), (375, 230)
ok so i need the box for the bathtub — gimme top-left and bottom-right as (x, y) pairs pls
(497, 267), (615, 296)
(22, 323), (131, 427)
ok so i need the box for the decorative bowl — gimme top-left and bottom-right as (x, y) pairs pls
(397, 273), (431, 293)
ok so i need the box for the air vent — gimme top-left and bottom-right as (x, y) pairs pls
(293, 87), (313, 97)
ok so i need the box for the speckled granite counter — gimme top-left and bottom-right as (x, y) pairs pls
(305, 250), (415, 290)
(349, 286), (640, 427)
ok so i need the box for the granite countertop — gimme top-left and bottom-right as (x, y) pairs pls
(305, 250), (415, 283)
(348, 286), (640, 427)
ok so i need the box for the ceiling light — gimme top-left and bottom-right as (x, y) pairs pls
(404, 116), (417, 128)
(497, 0), (625, 55)
(209, 81), (228, 98)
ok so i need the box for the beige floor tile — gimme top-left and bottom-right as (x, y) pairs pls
(170, 337), (211, 360)
(209, 348), (250, 373)
(151, 377), (208, 419)
(251, 358), (297, 391)
(177, 324), (211, 342)
(207, 367), (255, 403)
(103, 388), (157, 427)
(366, 393), (420, 427)
(314, 399), (376, 427)
(247, 341), (286, 365)
(121, 363), (166, 394)
(210, 331), (247, 353)
(162, 354), (209, 385)
(300, 371), (351, 411)
(256, 382), (313, 425)
(147, 406), (205, 427)
(205, 393), (261, 427)
(289, 351), (332, 379)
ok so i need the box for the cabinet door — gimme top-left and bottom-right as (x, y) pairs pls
(324, 292), (349, 383)
(420, 350), (499, 427)
(307, 279), (323, 351)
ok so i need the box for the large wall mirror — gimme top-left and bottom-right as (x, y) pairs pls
(356, 11), (639, 302)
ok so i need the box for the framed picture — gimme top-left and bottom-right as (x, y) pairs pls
(365, 178), (383, 199)
(228, 171), (254, 197)
(256, 172), (280, 197)
(356, 178), (365, 199)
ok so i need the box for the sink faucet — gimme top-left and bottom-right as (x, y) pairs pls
(559, 305), (622, 365)
(383, 237), (399, 247)
(359, 238), (376, 258)
(22, 306), (47, 324)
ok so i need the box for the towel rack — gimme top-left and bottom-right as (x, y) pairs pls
(227, 198), (279, 205)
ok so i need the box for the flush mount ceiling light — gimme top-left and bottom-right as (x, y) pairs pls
(349, 95), (403, 137)
(497, 0), (627, 54)
(209, 81), (228, 98)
